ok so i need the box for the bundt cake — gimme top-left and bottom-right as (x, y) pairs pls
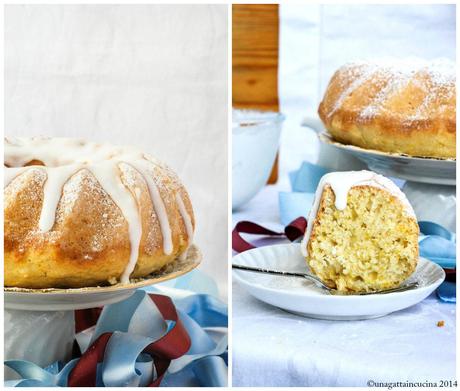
(301, 170), (419, 293)
(318, 59), (456, 159)
(4, 137), (195, 288)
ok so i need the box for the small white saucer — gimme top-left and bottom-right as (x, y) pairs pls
(5, 245), (202, 311)
(232, 243), (445, 320)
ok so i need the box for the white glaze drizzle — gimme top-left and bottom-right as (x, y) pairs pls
(39, 165), (83, 231)
(89, 161), (143, 283)
(130, 160), (173, 256)
(4, 137), (193, 283)
(301, 170), (415, 257)
(176, 193), (194, 261)
(178, 250), (188, 262)
(176, 193), (194, 244)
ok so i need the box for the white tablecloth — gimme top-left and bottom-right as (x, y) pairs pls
(232, 185), (456, 387)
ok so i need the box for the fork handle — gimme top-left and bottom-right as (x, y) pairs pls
(356, 282), (419, 295)
(231, 264), (332, 290)
(232, 264), (418, 295)
(231, 264), (306, 278)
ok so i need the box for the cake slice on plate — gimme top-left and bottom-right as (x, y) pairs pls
(302, 170), (419, 293)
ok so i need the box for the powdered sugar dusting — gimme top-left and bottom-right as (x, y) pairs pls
(326, 58), (455, 124)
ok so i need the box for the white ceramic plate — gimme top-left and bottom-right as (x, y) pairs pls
(5, 245), (202, 311)
(318, 133), (456, 185)
(301, 115), (455, 185)
(233, 243), (445, 320)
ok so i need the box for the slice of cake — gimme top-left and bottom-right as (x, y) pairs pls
(301, 170), (419, 293)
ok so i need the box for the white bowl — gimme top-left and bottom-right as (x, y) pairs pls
(233, 243), (445, 320)
(232, 110), (284, 210)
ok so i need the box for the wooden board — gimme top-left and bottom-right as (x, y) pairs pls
(232, 4), (279, 183)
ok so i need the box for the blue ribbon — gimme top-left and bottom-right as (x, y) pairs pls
(5, 271), (228, 387)
(5, 360), (77, 387)
(419, 221), (456, 269)
(437, 282), (456, 303)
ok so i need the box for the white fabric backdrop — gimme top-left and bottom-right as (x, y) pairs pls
(278, 4), (456, 178)
(5, 5), (228, 298)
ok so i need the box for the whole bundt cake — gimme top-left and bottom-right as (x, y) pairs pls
(4, 137), (195, 288)
(302, 170), (419, 293)
(318, 59), (456, 159)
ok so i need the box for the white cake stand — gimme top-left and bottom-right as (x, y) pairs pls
(318, 133), (456, 232)
(4, 245), (202, 381)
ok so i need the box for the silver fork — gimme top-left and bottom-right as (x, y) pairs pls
(232, 264), (419, 295)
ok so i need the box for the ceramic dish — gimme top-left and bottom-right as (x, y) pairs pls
(301, 115), (456, 185)
(318, 133), (455, 185)
(232, 109), (285, 210)
(232, 243), (445, 320)
(5, 245), (202, 311)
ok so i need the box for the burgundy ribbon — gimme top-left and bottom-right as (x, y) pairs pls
(232, 217), (307, 253)
(69, 294), (191, 387)
(445, 268), (456, 282)
(75, 307), (102, 334)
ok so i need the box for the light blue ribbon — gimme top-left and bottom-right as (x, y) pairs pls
(162, 355), (228, 387)
(437, 282), (456, 303)
(5, 270), (228, 387)
(5, 360), (78, 387)
(279, 162), (330, 226)
(418, 221), (456, 303)
(419, 221), (456, 269)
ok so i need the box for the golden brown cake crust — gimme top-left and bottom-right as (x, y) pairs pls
(4, 142), (195, 289)
(318, 61), (456, 159)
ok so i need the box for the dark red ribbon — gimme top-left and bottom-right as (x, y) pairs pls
(75, 307), (102, 334)
(232, 217), (307, 253)
(69, 294), (191, 387)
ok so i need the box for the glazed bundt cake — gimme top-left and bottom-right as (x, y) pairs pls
(301, 170), (419, 293)
(4, 137), (195, 288)
(318, 59), (456, 159)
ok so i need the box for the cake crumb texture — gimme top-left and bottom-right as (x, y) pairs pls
(307, 185), (419, 292)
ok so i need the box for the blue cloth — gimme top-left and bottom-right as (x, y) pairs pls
(5, 271), (228, 387)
